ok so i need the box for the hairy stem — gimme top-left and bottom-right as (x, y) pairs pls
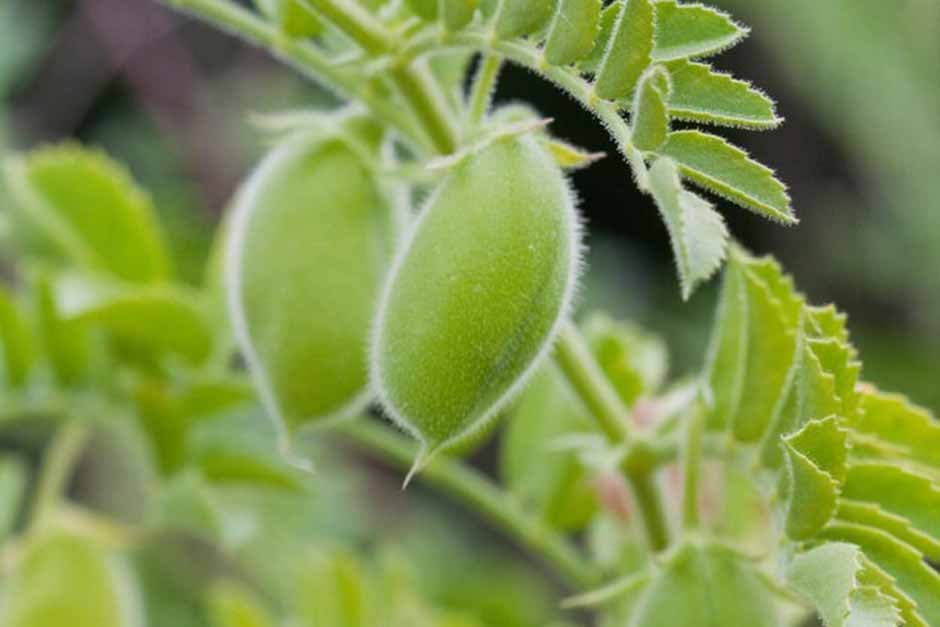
(161, 0), (457, 153)
(390, 63), (460, 154)
(295, 0), (459, 153)
(338, 419), (602, 589)
(554, 324), (670, 552)
(296, 0), (393, 53)
(554, 324), (630, 443)
(466, 53), (503, 129)
(400, 30), (651, 189)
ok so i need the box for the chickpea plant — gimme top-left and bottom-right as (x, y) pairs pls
(0, 0), (937, 626)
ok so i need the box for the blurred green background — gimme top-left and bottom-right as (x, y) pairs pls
(0, 2), (937, 626)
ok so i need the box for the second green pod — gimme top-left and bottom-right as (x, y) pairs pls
(372, 133), (583, 472)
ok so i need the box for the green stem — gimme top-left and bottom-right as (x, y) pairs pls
(338, 419), (602, 589)
(400, 30), (650, 188)
(390, 63), (460, 154)
(297, 0), (393, 53)
(681, 405), (704, 531)
(162, 0), (457, 154)
(554, 324), (630, 443)
(466, 54), (503, 129)
(27, 420), (90, 533)
(296, 0), (458, 152)
(625, 467), (670, 552)
(554, 323), (671, 552)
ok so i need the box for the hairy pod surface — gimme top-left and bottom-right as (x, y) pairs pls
(372, 135), (582, 468)
(226, 131), (397, 442)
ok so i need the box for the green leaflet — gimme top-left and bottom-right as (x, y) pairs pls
(821, 522), (940, 626)
(647, 158), (728, 299)
(840, 463), (940, 555)
(781, 450), (837, 541)
(665, 60), (780, 129)
(631, 66), (671, 151)
(704, 249), (799, 441)
(4, 144), (170, 283)
(372, 134), (581, 466)
(0, 285), (34, 387)
(544, 0), (602, 66)
(785, 543), (901, 627)
(583, 312), (668, 406)
(837, 500), (940, 564)
(781, 419), (844, 540)
(660, 130), (794, 222)
(652, 0), (748, 62)
(208, 581), (274, 627)
(496, 0), (555, 38)
(1, 532), (143, 627)
(594, 0), (654, 101)
(578, 2), (619, 73)
(758, 332), (843, 469)
(500, 364), (598, 531)
(54, 273), (213, 366)
(628, 541), (780, 627)
(807, 337), (860, 417)
(850, 388), (940, 471)
(785, 415), (848, 481)
(226, 130), (396, 437)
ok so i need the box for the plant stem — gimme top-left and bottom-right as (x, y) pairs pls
(338, 419), (602, 589)
(554, 323), (670, 552)
(295, 0), (459, 152)
(681, 405), (704, 531)
(466, 53), (503, 129)
(390, 63), (460, 154)
(161, 0), (457, 154)
(553, 324), (630, 443)
(27, 420), (90, 533)
(397, 30), (651, 189)
(297, 0), (393, 53)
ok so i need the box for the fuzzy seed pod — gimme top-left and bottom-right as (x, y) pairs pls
(371, 134), (582, 479)
(226, 129), (398, 449)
